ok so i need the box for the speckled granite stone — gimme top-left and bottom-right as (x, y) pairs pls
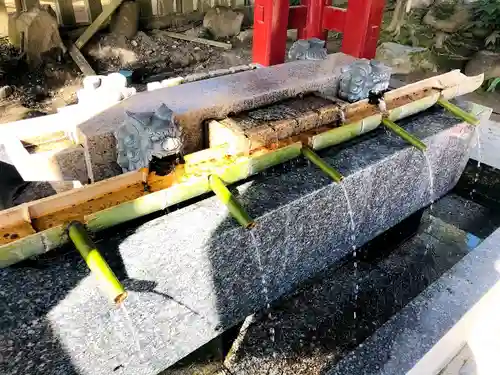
(327, 226), (500, 375)
(78, 53), (356, 181)
(0, 107), (478, 375)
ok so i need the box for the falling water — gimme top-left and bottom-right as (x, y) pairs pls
(423, 152), (435, 206)
(471, 127), (482, 200)
(250, 232), (275, 343)
(118, 302), (143, 359)
(423, 151), (435, 256)
(340, 184), (358, 321)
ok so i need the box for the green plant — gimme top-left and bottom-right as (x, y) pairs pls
(486, 77), (500, 92)
(473, 0), (500, 31)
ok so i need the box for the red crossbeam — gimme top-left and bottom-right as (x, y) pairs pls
(252, 0), (385, 66)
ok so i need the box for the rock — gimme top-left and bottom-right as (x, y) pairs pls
(375, 42), (436, 75)
(287, 29), (298, 41)
(423, 2), (471, 33)
(236, 29), (253, 43)
(110, 1), (139, 38)
(0, 0), (8, 37)
(0, 85), (13, 100)
(185, 26), (208, 38)
(465, 50), (500, 80)
(8, 7), (65, 66)
(134, 31), (158, 51)
(191, 48), (207, 62)
(411, 0), (435, 8)
(203, 6), (244, 39)
(39, 4), (57, 19)
(170, 50), (192, 68)
(471, 27), (490, 39)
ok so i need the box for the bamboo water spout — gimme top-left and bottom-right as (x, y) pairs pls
(68, 221), (127, 305)
(382, 118), (427, 152)
(437, 99), (480, 126)
(301, 146), (344, 183)
(209, 175), (256, 229)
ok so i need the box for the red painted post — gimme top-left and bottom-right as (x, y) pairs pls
(341, 0), (377, 58)
(252, 0), (290, 66)
(297, 0), (329, 40)
(362, 0), (385, 58)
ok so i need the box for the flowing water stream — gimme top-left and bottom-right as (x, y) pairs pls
(471, 127), (482, 200)
(250, 231), (275, 343)
(340, 184), (358, 320)
(423, 151), (435, 255)
(118, 302), (143, 359)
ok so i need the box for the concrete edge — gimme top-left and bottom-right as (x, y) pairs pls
(327, 226), (500, 375)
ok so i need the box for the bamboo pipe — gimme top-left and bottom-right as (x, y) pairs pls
(437, 98), (480, 126)
(381, 118), (427, 152)
(67, 221), (128, 305)
(301, 146), (344, 183)
(209, 175), (255, 229)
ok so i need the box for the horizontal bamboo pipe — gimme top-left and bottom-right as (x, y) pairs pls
(301, 146), (343, 183)
(67, 221), (127, 305)
(382, 118), (427, 152)
(0, 88), (489, 267)
(209, 175), (255, 229)
(437, 98), (480, 126)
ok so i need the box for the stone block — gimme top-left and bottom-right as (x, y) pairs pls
(269, 118), (298, 139)
(8, 7), (65, 66)
(316, 104), (340, 126)
(82, 133), (122, 182)
(208, 118), (249, 153)
(0, 134), (89, 183)
(51, 145), (89, 183)
(244, 124), (277, 149)
(0, 106), (483, 375)
(295, 110), (319, 132)
(77, 53), (356, 180)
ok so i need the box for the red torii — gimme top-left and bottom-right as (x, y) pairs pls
(252, 0), (386, 66)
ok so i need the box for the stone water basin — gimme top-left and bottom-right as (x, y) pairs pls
(0, 101), (486, 375)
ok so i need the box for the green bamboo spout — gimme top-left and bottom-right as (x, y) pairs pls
(67, 221), (128, 305)
(382, 118), (427, 152)
(301, 146), (344, 183)
(209, 175), (255, 229)
(437, 98), (480, 126)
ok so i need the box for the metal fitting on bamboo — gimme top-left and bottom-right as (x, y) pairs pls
(209, 175), (255, 229)
(301, 146), (344, 183)
(437, 98), (480, 126)
(381, 118), (427, 152)
(67, 221), (128, 305)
